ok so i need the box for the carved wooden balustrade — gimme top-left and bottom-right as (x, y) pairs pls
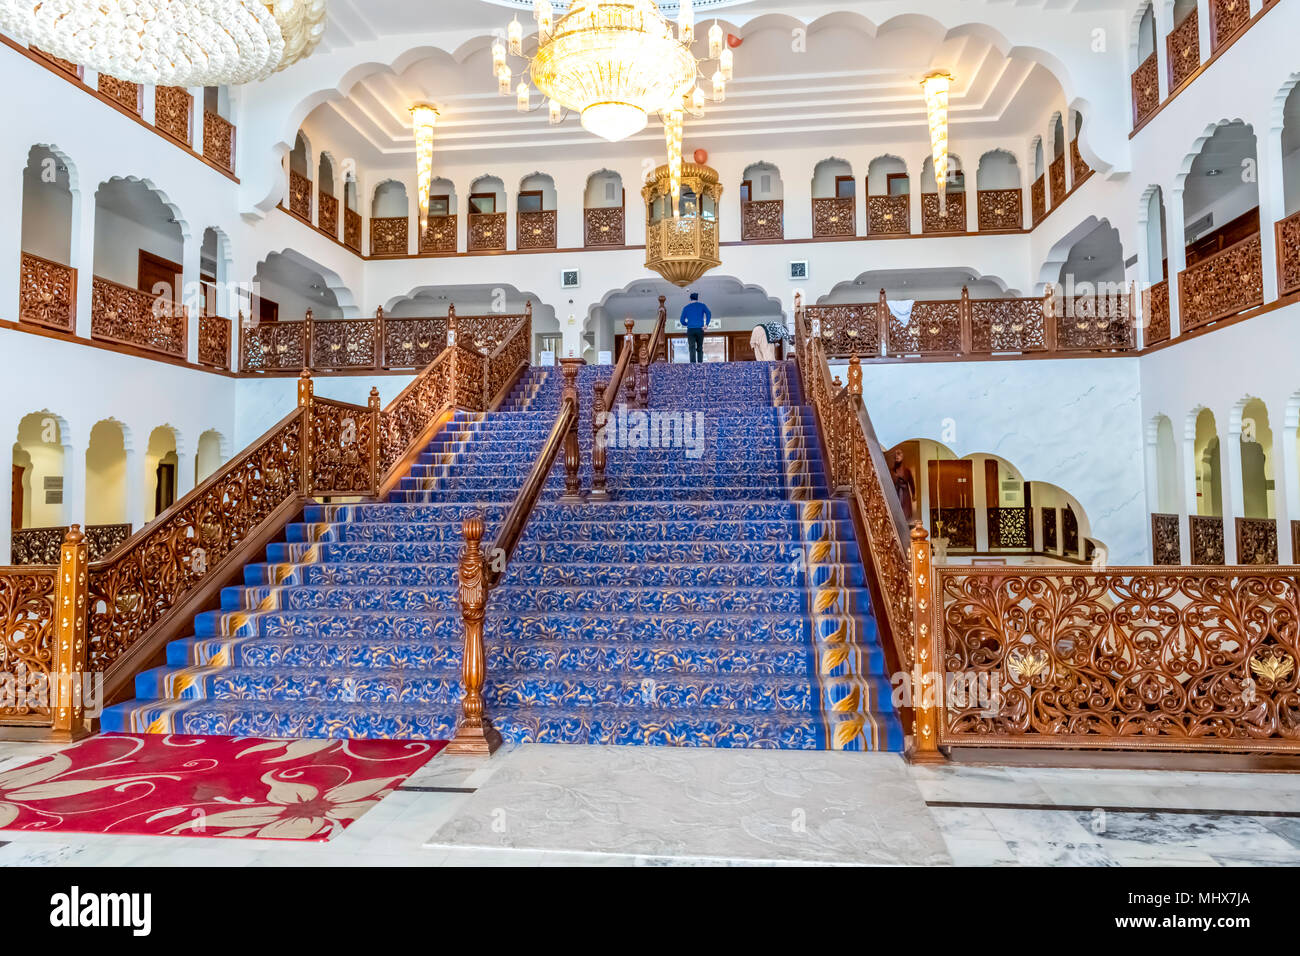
(1151, 513), (1182, 564)
(91, 276), (187, 359)
(924, 563), (1300, 754)
(420, 215), (458, 255)
(517, 210), (558, 250)
(382, 316), (448, 370)
(1053, 288), (1138, 352)
(1190, 515), (1226, 565)
(98, 75), (142, 114)
(1048, 154), (1067, 208)
(987, 507), (1032, 550)
(154, 87), (193, 146)
(1210, 0), (1249, 51)
(1274, 208), (1300, 298)
(370, 216), (408, 256)
(976, 189), (1022, 232)
(1, 321), (533, 739)
(584, 206), (625, 246)
(793, 299), (915, 692)
(203, 110), (235, 174)
(1168, 7), (1201, 89)
(1070, 139), (1092, 187)
(1030, 176), (1046, 224)
(19, 251), (76, 332)
(311, 317), (379, 370)
(1178, 233), (1263, 332)
(287, 170), (312, 222)
(1144, 279), (1171, 347)
(968, 296), (1049, 353)
(11, 524), (132, 565)
(867, 195), (910, 235)
(344, 208), (362, 252)
(920, 192), (966, 234)
(887, 296), (964, 356)
(198, 315), (231, 370)
(741, 200), (784, 240)
(812, 197), (855, 237)
(803, 302), (883, 359)
(241, 316), (308, 372)
(1237, 517), (1279, 565)
(468, 212), (508, 252)
(318, 192), (339, 239)
(1131, 51), (1160, 128)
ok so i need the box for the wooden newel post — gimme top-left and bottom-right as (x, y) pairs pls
(559, 358), (585, 502)
(620, 317), (635, 405)
(636, 341), (649, 409)
(52, 525), (90, 741)
(590, 380), (610, 501)
(448, 513), (503, 756)
(909, 525), (945, 764)
(298, 369), (314, 492)
(847, 354), (862, 396)
(368, 386), (381, 495)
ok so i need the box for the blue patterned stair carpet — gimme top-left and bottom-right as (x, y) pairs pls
(101, 360), (904, 750)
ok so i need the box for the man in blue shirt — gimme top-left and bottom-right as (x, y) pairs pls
(680, 291), (711, 363)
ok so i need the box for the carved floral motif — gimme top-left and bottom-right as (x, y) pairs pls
(1131, 51), (1160, 128)
(1178, 234), (1263, 331)
(1031, 176), (1046, 224)
(99, 74), (141, 114)
(584, 206), (625, 246)
(420, 215), (458, 254)
(804, 304), (880, 358)
(988, 507), (1031, 550)
(1190, 515), (1225, 565)
(468, 212), (508, 252)
(1275, 210), (1300, 297)
(1168, 8), (1201, 90)
(242, 321), (307, 372)
(976, 189), (1022, 232)
(370, 216), (409, 256)
(154, 87), (193, 146)
(91, 277), (186, 359)
(19, 252), (76, 332)
(867, 195), (909, 235)
(0, 568), (56, 719)
(1145, 280), (1171, 346)
(517, 210), (558, 250)
(344, 208), (362, 252)
(311, 319), (377, 369)
(741, 200), (783, 240)
(203, 110), (235, 174)
(1236, 517), (1279, 565)
(921, 192), (966, 234)
(1049, 154), (1067, 208)
(318, 192), (339, 239)
(888, 300), (962, 355)
(969, 298), (1047, 353)
(812, 197), (855, 237)
(1152, 513), (1181, 565)
(198, 315), (231, 370)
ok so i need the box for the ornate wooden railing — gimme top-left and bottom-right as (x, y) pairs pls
(1131, 51), (1160, 128)
(318, 192), (339, 239)
(634, 296), (670, 409)
(311, 317), (378, 370)
(931, 508), (976, 551)
(154, 87), (192, 146)
(591, 319), (636, 500)
(1144, 279), (1171, 346)
(287, 169), (312, 222)
(468, 212), (508, 252)
(1211, 0), (1250, 51)
(812, 197), (855, 238)
(1178, 232), (1263, 332)
(448, 357), (582, 754)
(203, 110), (235, 174)
(517, 210), (558, 250)
(921, 192), (966, 234)
(19, 251), (76, 332)
(91, 276), (187, 359)
(794, 297), (915, 688)
(987, 507), (1032, 550)
(1190, 514), (1226, 565)
(1168, 8), (1201, 89)
(99, 75), (141, 114)
(919, 562), (1300, 754)
(1048, 154), (1067, 208)
(12, 523), (132, 565)
(0, 564), (58, 725)
(805, 285), (1135, 361)
(344, 208), (362, 252)
(976, 189), (1022, 232)
(741, 200), (784, 240)
(241, 316), (308, 372)
(584, 206), (625, 246)
(198, 315), (231, 370)
(1237, 517), (1279, 565)
(370, 216), (408, 256)
(1070, 138), (1092, 187)
(1152, 512), (1182, 564)
(1030, 175), (1046, 224)
(1274, 208), (1300, 298)
(420, 215), (458, 255)
(381, 314), (448, 370)
(867, 194), (909, 235)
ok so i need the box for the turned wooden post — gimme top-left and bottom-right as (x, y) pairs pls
(655, 294), (667, 362)
(298, 369), (313, 491)
(636, 340), (649, 409)
(447, 513), (503, 756)
(877, 288), (888, 356)
(559, 357), (585, 502)
(375, 305), (385, 369)
(368, 386), (381, 495)
(590, 380), (610, 502)
(304, 308), (315, 369)
(51, 525), (91, 742)
(447, 302), (457, 347)
(620, 317), (635, 405)
(847, 354), (862, 396)
(959, 285), (973, 354)
(909, 525), (945, 764)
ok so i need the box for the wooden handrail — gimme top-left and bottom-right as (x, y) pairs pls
(447, 358), (582, 755)
(591, 317), (637, 500)
(636, 295), (669, 408)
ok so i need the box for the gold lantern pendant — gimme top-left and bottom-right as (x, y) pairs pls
(643, 162), (722, 286)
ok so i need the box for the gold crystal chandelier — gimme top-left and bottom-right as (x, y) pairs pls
(492, 0), (734, 144)
(922, 71), (952, 215)
(410, 104), (439, 239)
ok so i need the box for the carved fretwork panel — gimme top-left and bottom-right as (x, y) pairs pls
(867, 195), (909, 235)
(988, 507), (1031, 550)
(0, 567), (56, 720)
(242, 321), (307, 372)
(1178, 234), (1263, 331)
(420, 215), (458, 254)
(931, 508), (975, 551)
(10, 528), (63, 565)
(1049, 154), (1067, 208)
(99, 75), (142, 114)
(30, 46), (82, 78)
(976, 189), (1022, 232)
(318, 193), (339, 238)
(344, 209), (362, 251)
(1031, 176), (1046, 224)
(154, 87), (193, 146)
(1275, 211), (1300, 297)
(1210, 0), (1249, 51)
(203, 110), (235, 173)
(311, 319), (378, 370)
(19, 252), (76, 332)
(921, 192), (966, 234)
(1055, 294), (1136, 352)
(1236, 517), (1279, 565)
(969, 298), (1046, 353)
(288, 170), (312, 222)
(468, 212), (508, 252)
(1131, 52), (1160, 128)
(1145, 280), (1171, 346)
(1070, 139), (1092, 187)
(805, 305), (880, 359)
(308, 399), (377, 497)
(741, 200), (783, 240)
(1168, 8), (1201, 90)
(888, 300), (962, 355)
(1190, 515), (1225, 565)
(198, 315), (231, 370)
(584, 206), (625, 246)
(91, 277), (186, 358)
(370, 217), (409, 256)
(383, 318), (448, 369)
(517, 210), (558, 250)
(812, 197), (855, 237)
(1151, 513), (1181, 565)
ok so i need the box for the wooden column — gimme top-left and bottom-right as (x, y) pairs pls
(559, 358), (585, 502)
(52, 525), (91, 742)
(447, 514), (503, 755)
(909, 525), (945, 763)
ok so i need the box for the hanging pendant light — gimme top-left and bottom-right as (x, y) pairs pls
(410, 104), (439, 239)
(922, 71), (953, 216)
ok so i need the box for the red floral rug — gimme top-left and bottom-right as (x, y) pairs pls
(0, 734), (444, 841)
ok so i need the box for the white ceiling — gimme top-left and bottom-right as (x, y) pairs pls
(303, 1), (1072, 168)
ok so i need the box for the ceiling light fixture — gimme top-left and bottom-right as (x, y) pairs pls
(410, 103), (439, 239)
(922, 71), (953, 216)
(0, 0), (327, 86)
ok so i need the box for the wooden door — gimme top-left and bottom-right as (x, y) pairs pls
(11, 465), (23, 530)
(984, 459), (1000, 507)
(155, 463), (176, 515)
(928, 459), (973, 509)
(138, 249), (183, 297)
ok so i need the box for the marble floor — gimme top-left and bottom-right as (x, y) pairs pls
(2, 739), (1300, 866)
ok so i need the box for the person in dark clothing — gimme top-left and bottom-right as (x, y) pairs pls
(680, 291), (711, 363)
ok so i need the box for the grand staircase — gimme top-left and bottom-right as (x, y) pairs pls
(101, 360), (903, 750)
